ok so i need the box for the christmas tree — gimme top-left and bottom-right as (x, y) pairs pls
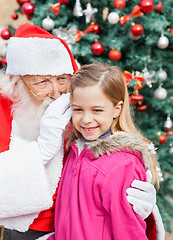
(1, 0), (173, 232)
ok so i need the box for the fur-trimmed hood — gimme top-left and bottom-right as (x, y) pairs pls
(69, 131), (157, 173)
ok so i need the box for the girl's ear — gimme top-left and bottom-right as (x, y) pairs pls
(113, 101), (123, 118)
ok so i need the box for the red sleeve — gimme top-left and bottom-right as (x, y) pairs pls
(0, 94), (13, 152)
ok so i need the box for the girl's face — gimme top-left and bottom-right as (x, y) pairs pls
(71, 85), (121, 141)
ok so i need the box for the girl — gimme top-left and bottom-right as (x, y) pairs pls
(49, 62), (164, 240)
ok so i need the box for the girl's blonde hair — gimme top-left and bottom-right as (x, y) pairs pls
(70, 62), (159, 188)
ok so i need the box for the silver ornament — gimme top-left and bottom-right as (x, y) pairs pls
(73, 0), (83, 17)
(154, 85), (167, 100)
(107, 12), (119, 24)
(52, 26), (77, 48)
(157, 34), (169, 49)
(83, 3), (98, 24)
(164, 114), (173, 130)
(42, 16), (55, 31)
(157, 68), (167, 81)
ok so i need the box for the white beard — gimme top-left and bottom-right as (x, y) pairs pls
(0, 72), (54, 141)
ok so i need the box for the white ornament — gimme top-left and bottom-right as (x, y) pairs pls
(142, 66), (153, 88)
(42, 16), (55, 31)
(157, 33), (169, 49)
(73, 0), (83, 17)
(128, 31), (141, 41)
(107, 12), (119, 24)
(164, 114), (172, 130)
(154, 85), (167, 100)
(52, 26), (77, 48)
(83, 3), (98, 24)
(156, 67), (167, 81)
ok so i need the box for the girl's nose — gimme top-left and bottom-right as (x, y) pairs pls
(82, 112), (92, 124)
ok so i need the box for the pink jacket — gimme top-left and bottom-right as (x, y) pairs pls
(52, 132), (156, 240)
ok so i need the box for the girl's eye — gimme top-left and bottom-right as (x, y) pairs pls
(73, 108), (82, 112)
(93, 109), (103, 112)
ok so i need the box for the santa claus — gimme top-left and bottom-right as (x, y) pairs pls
(0, 24), (163, 240)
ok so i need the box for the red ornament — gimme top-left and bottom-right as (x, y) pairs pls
(17, 0), (30, 5)
(108, 49), (122, 61)
(155, 3), (163, 12)
(137, 105), (147, 111)
(22, 2), (35, 16)
(1, 57), (7, 66)
(170, 28), (173, 35)
(12, 12), (18, 20)
(131, 94), (144, 101)
(166, 131), (173, 136)
(140, 0), (154, 13)
(1, 28), (12, 40)
(91, 24), (100, 34)
(131, 24), (144, 36)
(91, 42), (104, 55)
(159, 134), (166, 144)
(113, 0), (126, 9)
(58, 0), (69, 4)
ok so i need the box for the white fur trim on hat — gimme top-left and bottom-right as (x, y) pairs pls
(6, 37), (74, 76)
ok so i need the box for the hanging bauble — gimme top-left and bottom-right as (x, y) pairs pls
(12, 12), (18, 20)
(1, 28), (12, 40)
(108, 49), (122, 61)
(129, 31), (141, 41)
(157, 34), (169, 49)
(154, 85), (167, 100)
(91, 42), (104, 55)
(91, 24), (100, 34)
(113, 0), (126, 9)
(58, 0), (69, 4)
(73, 0), (83, 17)
(107, 12), (119, 24)
(139, 0), (154, 13)
(1, 29), (12, 40)
(137, 105), (147, 111)
(1, 57), (7, 65)
(167, 131), (173, 136)
(22, 2), (34, 16)
(155, 2), (163, 12)
(42, 16), (55, 31)
(170, 28), (173, 35)
(83, 3), (98, 24)
(142, 66), (153, 88)
(159, 134), (166, 144)
(164, 115), (173, 131)
(17, 0), (30, 5)
(131, 24), (144, 36)
(156, 68), (167, 81)
(131, 93), (144, 102)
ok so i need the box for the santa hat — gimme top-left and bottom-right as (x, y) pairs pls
(6, 23), (78, 76)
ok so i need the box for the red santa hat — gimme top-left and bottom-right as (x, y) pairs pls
(6, 23), (78, 76)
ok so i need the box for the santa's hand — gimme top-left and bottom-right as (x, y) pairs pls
(126, 170), (156, 219)
(38, 93), (71, 164)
